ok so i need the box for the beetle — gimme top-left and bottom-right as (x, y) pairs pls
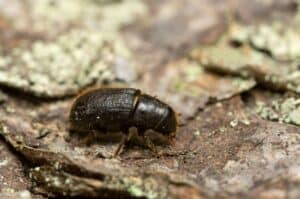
(69, 87), (178, 156)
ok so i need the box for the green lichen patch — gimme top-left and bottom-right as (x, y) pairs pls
(229, 22), (300, 62)
(0, 30), (137, 97)
(256, 97), (300, 126)
(0, 0), (144, 98)
(191, 43), (300, 94)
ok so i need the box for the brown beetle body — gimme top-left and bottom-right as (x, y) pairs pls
(69, 88), (177, 155)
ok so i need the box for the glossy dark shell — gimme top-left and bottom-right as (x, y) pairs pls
(132, 94), (177, 134)
(69, 88), (177, 135)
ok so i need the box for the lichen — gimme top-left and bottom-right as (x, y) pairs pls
(0, 0), (145, 97)
(289, 108), (300, 125)
(256, 97), (300, 126)
(256, 102), (279, 121)
(191, 44), (276, 78)
(232, 77), (256, 91)
(0, 159), (8, 167)
(128, 185), (144, 197)
(229, 22), (300, 62)
(191, 42), (300, 94)
(230, 119), (238, 128)
(106, 174), (167, 199)
(0, 30), (136, 97)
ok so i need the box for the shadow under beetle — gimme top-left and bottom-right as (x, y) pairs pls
(69, 88), (178, 156)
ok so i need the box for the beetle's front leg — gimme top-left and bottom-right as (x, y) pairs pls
(113, 129), (135, 157)
(113, 134), (127, 157)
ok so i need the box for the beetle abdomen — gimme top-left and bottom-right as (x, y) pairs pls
(69, 88), (140, 132)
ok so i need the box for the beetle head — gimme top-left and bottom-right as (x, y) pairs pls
(154, 107), (177, 136)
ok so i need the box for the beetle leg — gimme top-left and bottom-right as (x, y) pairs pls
(127, 130), (135, 143)
(113, 134), (127, 157)
(78, 132), (95, 146)
(113, 130), (135, 157)
(144, 135), (159, 155)
(168, 134), (176, 146)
